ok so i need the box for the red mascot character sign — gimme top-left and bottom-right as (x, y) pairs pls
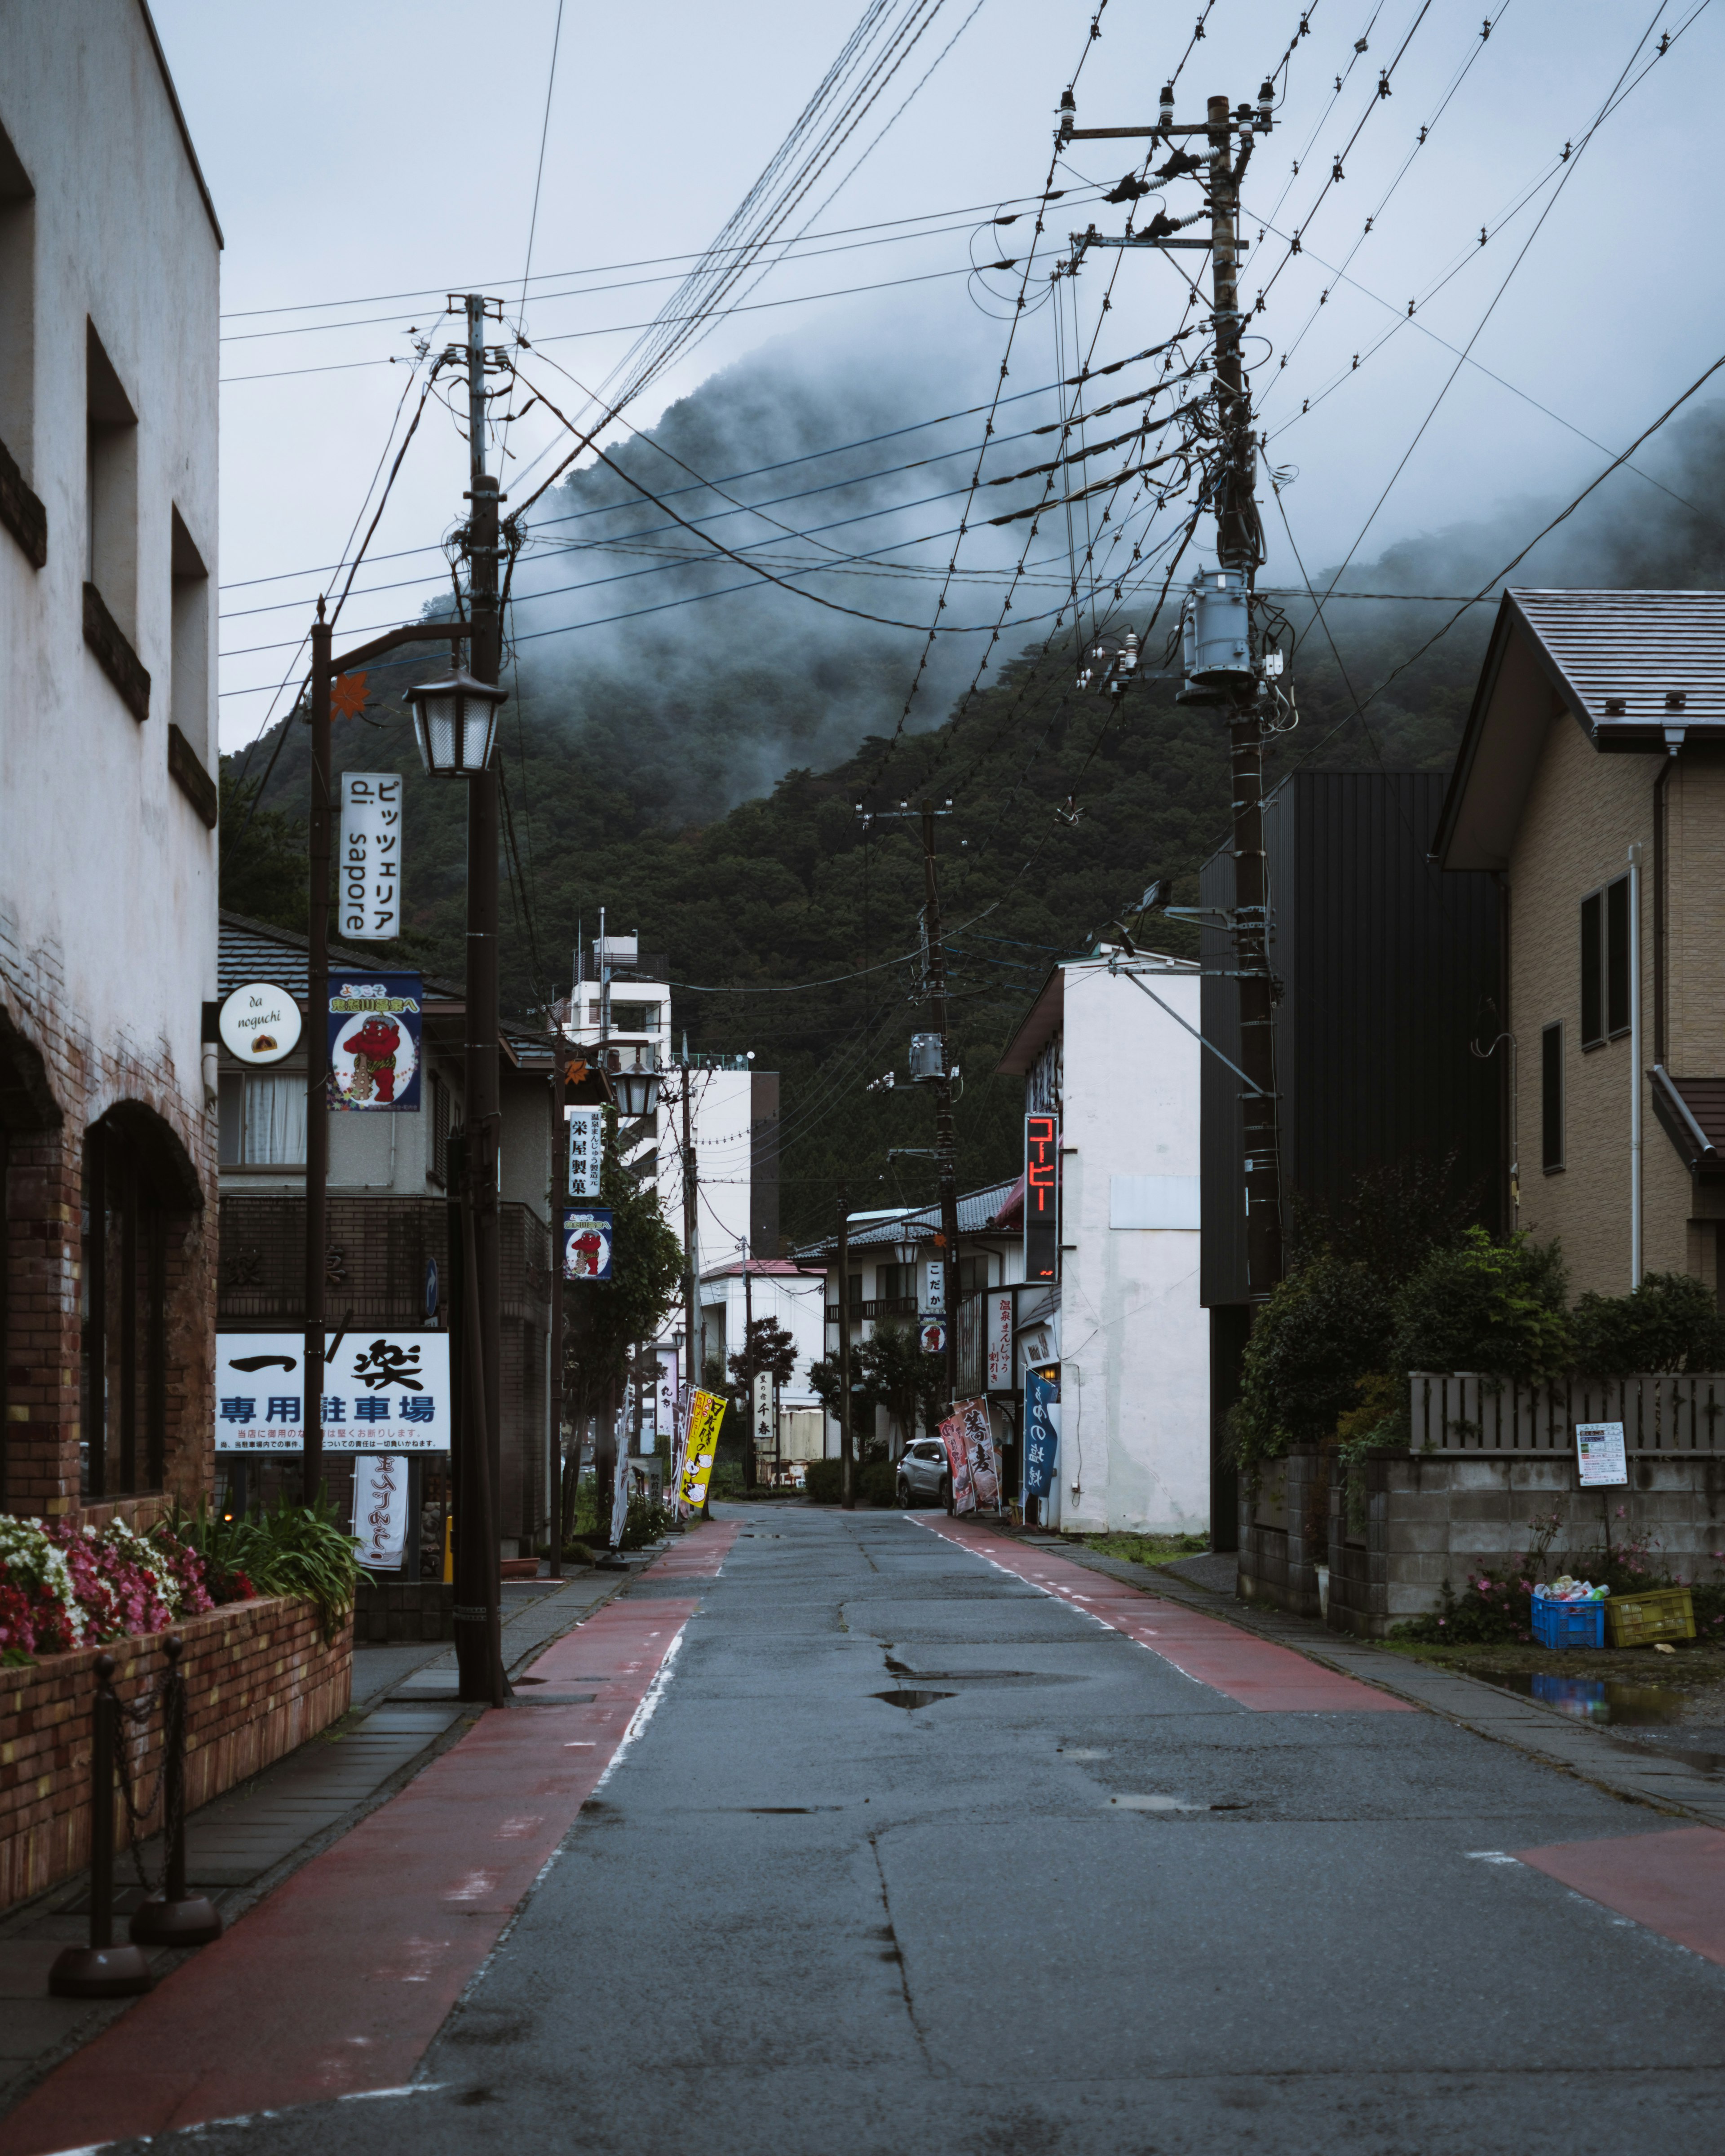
(328, 975), (423, 1112)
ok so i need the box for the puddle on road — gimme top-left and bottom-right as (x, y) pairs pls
(1477, 1670), (1688, 1724)
(873, 1689), (956, 1711)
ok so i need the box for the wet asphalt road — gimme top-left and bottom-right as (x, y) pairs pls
(160, 1506), (1725, 2156)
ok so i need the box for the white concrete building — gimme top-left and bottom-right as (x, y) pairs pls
(0, 3), (223, 1515)
(699, 1256), (828, 1465)
(998, 951), (1209, 1535)
(557, 929), (780, 1380)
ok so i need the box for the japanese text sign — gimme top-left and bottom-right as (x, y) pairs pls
(352, 1454), (410, 1567)
(1576, 1420), (1629, 1488)
(215, 1332), (450, 1452)
(921, 1259), (946, 1316)
(985, 1291), (1013, 1390)
(567, 1105), (603, 1198)
(1025, 1112), (1060, 1282)
(678, 1390), (726, 1516)
(1024, 1364), (1060, 1499)
(337, 771), (403, 941)
(328, 972), (422, 1112)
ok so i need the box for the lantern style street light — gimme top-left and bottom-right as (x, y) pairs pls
(609, 1057), (661, 1120)
(404, 667), (508, 776)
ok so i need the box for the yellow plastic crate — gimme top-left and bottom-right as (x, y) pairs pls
(1605, 1587), (1695, 1648)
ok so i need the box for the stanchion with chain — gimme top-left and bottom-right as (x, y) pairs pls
(48, 1655), (150, 1998)
(129, 1634), (221, 1946)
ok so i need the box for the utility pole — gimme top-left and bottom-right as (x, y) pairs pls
(836, 1180), (854, 1510)
(741, 1239), (755, 1492)
(1205, 93), (1282, 1297)
(920, 800), (962, 1399)
(546, 1036), (566, 1578)
(680, 1064), (699, 1405)
(303, 606), (331, 1507)
(455, 291), (506, 1702)
(1065, 82), (1284, 1295)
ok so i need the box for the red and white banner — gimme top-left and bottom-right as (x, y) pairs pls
(939, 1397), (1002, 1516)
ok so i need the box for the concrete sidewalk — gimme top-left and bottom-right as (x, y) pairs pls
(0, 1561), (633, 2119)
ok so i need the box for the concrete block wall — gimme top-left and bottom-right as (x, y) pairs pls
(0, 1593), (350, 1912)
(1323, 1450), (1725, 1639)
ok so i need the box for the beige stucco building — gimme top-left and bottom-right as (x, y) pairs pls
(1435, 591), (1725, 1301)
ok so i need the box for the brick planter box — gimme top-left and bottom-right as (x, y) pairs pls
(0, 1594), (351, 1913)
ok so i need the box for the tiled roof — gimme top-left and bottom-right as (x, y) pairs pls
(218, 913), (462, 1001)
(1511, 590), (1725, 742)
(218, 913), (548, 1059)
(794, 1177), (1022, 1263)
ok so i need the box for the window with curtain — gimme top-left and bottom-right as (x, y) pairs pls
(241, 1074), (306, 1164)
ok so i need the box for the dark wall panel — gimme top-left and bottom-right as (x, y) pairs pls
(1201, 771), (1501, 1309)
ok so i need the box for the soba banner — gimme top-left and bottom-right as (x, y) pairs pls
(957, 1396), (1002, 1511)
(678, 1389), (726, 1515)
(327, 972), (423, 1112)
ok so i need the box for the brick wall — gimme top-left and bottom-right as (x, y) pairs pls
(1236, 1447), (1326, 1621)
(0, 1592), (351, 1912)
(4, 905), (217, 1521)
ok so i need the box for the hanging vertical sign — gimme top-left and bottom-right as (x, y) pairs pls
(920, 1259), (946, 1317)
(328, 973), (422, 1111)
(985, 1292), (1014, 1390)
(562, 1207), (615, 1281)
(351, 1454), (410, 1567)
(752, 1370), (774, 1454)
(337, 772), (404, 941)
(567, 1105), (603, 1197)
(1025, 1112), (1060, 1282)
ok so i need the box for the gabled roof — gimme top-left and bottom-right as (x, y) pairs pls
(795, 1177), (1022, 1264)
(1434, 591), (1725, 871)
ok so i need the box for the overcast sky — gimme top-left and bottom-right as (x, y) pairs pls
(149, 0), (1723, 755)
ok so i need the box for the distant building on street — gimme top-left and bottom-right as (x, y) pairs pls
(0, 4), (221, 1520)
(217, 915), (558, 1564)
(998, 950), (1208, 1536)
(1433, 589), (1725, 1298)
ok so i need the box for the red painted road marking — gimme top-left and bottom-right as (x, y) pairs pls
(652, 1518), (742, 1578)
(1514, 1826), (1725, 1965)
(917, 1517), (1412, 1713)
(0, 1597), (700, 2156)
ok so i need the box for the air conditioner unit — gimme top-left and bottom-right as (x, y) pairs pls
(908, 1034), (944, 1083)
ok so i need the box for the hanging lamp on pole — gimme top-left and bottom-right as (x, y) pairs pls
(404, 667), (508, 775)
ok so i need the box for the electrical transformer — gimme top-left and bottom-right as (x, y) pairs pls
(908, 1033), (944, 1082)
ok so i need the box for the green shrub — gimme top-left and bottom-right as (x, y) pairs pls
(858, 1460), (898, 1507)
(1390, 1228), (1570, 1384)
(1232, 1253), (1395, 1471)
(173, 1493), (366, 1643)
(803, 1460), (843, 1503)
(1571, 1271), (1725, 1376)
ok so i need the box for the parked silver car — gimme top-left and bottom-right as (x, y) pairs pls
(896, 1438), (950, 1510)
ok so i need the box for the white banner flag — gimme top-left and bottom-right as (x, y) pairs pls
(352, 1454), (410, 1567)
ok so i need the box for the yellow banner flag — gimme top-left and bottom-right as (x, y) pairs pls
(679, 1389), (726, 1514)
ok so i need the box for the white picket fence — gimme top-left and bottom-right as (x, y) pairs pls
(1408, 1372), (1725, 1454)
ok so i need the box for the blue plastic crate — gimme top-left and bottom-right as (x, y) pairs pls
(1531, 1596), (1606, 1650)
